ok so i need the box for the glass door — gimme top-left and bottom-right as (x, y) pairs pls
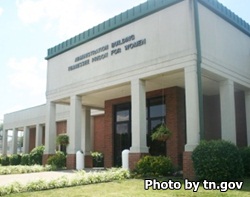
(114, 103), (131, 166)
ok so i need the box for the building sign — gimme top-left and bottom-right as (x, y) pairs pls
(68, 34), (146, 71)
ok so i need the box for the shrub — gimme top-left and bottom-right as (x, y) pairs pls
(30, 145), (45, 165)
(0, 165), (52, 175)
(192, 140), (244, 182)
(20, 154), (31, 165)
(1, 156), (10, 166)
(47, 151), (66, 169)
(239, 146), (250, 177)
(135, 155), (173, 176)
(0, 168), (130, 196)
(9, 154), (21, 165)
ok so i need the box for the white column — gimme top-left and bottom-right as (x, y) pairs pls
(245, 91), (250, 146)
(130, 78), (148, 153)
(184, 66), (200, 151)
(67, 95), (82, 154)
(11, 128), (18, 154)
(44, 101), (56, 154)
(35, 124), (43, 147)
(2, 129), (8, 155)
(82, 106), (91, 155)
(23, 126), (30, 153)
(219, 79), (236, 144)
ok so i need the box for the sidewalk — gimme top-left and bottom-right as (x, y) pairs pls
(0, 170), (79, 187)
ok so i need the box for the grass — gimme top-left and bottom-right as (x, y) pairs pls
(7, 178), (250, 197)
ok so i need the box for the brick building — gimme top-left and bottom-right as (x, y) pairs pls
(2, 0), (250, 179)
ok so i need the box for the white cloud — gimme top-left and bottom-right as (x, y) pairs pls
(16, 0), (146, 38)
(7, 57), (47, 98)
(16, 0), (106, 38)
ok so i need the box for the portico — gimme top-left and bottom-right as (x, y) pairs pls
(2, 0), (250, 180)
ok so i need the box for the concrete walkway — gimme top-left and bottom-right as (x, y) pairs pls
(0, 170), (80, 187)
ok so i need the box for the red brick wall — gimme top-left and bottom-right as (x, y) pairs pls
(165, 87), (186, 168)
(93, 115), (105, 153)
(203, 92), (247, 147)
(56, 121), (67, 135)
(104, 96), (131, 168)
(67, 154), (76, 169)
(42, 126), (45, 145)
(203, 95), (221, 140)
(183, 91), (247, 180)
(235, 91), (247, 147)
(29, 128), (36, 152)
(129, 153), (149, 170)
(43, 154), (54, 166)
(102, 87), (186, 168)
(85, 155), (93, 168)
(183, 151), (196, 180)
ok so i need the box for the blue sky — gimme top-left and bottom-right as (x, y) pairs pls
(0, 0), (250, 122)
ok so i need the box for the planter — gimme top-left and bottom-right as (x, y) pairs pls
(91, 151), (104, 168)
(155, 134), (171, 142)
(93, 157), (104, 168)
(56, 133), (69, 146)
(151, 123), (172, 142)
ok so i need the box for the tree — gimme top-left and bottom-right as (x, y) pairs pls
(0, 123), (3, 149)
(0, 123), (3, 140)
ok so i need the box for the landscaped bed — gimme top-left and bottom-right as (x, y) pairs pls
(0, 168), (130, 196)
(0, 165), (52, 175)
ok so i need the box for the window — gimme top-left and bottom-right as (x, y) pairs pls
(147, 97), (166, 156)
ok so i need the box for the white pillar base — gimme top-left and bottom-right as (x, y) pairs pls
(185, 144), (199, 152)
(129, 146), (149, 153)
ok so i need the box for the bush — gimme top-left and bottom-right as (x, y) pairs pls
(0, 168), (130, 196)
(0, 165), (52, 175)
(47, 151), (66, 169)
(9, 154), (21, 165)
(135, 155), (173, 176)
(1, 156), (10, 166)
(239, 146), (250, 177)
(192, 140), (244, 182)
(20, 154), (31, 165)
(30, 145), (45, 165)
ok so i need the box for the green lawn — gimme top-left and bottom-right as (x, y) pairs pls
(8, 178), (250, 197)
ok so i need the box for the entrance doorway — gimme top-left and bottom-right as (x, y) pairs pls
(114, 103), (131, 166)
(113, 96), (166, 166)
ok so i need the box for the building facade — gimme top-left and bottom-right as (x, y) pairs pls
(2, 0), (250, 179)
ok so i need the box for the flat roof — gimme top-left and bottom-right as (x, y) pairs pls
(45, 0), (250, 60)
